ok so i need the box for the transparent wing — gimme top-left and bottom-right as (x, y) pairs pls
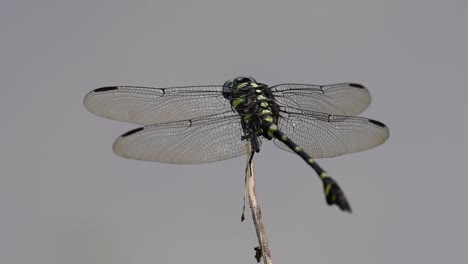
(113, 113), (247, 164)
(271, 83), (371, 116)
(273, 109), (389, 158)
(84, 85), (231, 125)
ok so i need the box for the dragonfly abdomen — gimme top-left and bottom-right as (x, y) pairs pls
(260, 121), (352, 212)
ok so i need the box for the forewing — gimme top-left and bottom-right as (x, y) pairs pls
(83, 85), (231, 125)
(113, 113), (247, 164)
(273, 109), (389, 158)
(271, 83), (371, 116)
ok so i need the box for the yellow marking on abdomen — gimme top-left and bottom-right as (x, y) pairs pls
(294, 146), (301, 152)
(324, 184), (332, 195)
(320, 172), (329, 179)
(268, 124), (277, 133)
(267, 124), (277, 138)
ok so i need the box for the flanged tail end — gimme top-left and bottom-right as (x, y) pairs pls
(322, 177), (352, 212)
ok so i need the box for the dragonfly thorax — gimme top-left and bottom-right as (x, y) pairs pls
(222, 77), (280, 151)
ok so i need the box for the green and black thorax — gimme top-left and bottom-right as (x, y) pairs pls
(222, 77), (281, 151)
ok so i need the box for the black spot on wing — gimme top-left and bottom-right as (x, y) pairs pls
(121, 127), (144, 137)
(94, 87), (118, 92)
(368, 119), (386, 128)
(349, 83), (366, 89)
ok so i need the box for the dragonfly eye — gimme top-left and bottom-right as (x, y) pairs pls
(222, 79), (236, 99)
(222, 77), (257, 99)
(223, 77), (258, 89)
(224, 76), (257, 89)
(223, 79), (235, 88)
(235, 76), (257, 85)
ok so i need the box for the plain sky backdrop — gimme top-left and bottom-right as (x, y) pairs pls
(1, 1), (467, 264)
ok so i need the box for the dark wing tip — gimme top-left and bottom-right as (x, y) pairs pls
(349, 83), (366, 89)
(94, 86), (119, 93)
(83, 87), (119, 110)
(368, 119), (387, 128)
(121, 127), (144, 137)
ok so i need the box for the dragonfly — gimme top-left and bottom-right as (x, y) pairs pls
(83, 76), (389, 212)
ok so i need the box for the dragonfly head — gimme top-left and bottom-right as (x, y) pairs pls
(223, 76), (257, 89)
(222, 76), (258, 99)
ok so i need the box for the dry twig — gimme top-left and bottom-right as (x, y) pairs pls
(243, 145), (272, 264)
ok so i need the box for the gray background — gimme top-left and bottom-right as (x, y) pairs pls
(1, 0), (467, 263)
